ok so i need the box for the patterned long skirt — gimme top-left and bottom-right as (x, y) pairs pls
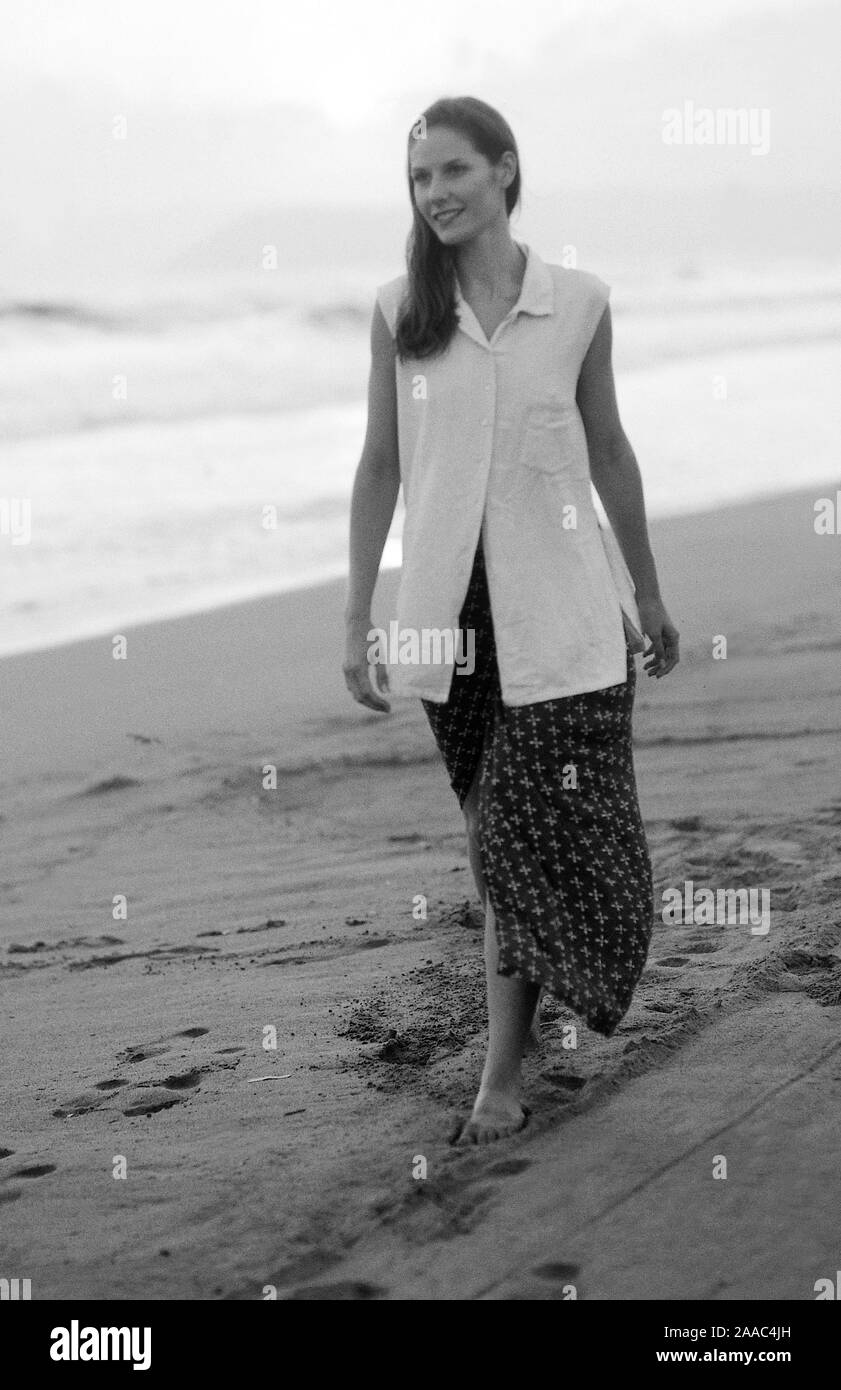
(421, 533), (653, 1037)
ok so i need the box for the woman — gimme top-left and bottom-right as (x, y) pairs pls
(343, 96), (679, 1147)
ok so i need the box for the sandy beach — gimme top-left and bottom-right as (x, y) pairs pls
(2, 483), (841, 1300)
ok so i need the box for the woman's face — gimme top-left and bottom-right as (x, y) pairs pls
(408, 127), (512, 243)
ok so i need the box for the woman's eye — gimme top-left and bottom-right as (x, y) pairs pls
(411, 165), (466, 181)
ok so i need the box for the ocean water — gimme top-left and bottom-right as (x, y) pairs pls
(1, 255), (840, 658)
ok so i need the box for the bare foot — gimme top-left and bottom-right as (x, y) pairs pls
(451, 1089), (530, 1146)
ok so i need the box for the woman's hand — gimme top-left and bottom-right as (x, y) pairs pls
(637, 598), (680, 678)
(342, 616), (391, 712)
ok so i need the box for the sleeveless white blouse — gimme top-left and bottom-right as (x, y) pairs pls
(375, 241), (644, 705)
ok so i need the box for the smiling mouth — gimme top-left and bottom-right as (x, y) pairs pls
(433, 208), (463, 226)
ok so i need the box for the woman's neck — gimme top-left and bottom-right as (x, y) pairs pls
(455, 228), (526, 300)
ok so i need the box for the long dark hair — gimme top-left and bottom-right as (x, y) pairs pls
(394, 96), (522, 363)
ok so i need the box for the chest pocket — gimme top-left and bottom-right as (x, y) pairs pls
(518, 404), (587, 477)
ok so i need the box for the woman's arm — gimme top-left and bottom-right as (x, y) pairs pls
(576, 303), (680, 678)
(343, 300), (401, 711)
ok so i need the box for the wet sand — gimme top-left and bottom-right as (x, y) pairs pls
(2, 484), (840, 1299)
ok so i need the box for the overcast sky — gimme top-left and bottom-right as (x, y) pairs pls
(2, 0), (827, 121)
(2, 0), (837, 286)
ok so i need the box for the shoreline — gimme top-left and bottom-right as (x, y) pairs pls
(0, 478), (831, 666)
(1, 482), (838, 784)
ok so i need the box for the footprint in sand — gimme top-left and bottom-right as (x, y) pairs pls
(150, 1069), (203, 1091)
(123, 1068), (204, 1117)
(118, 1027), (209, 1064)
(486, 1158), (531, 1177)
(779, 949), (837, 974)
(541, 1070), (587, 1092)
(118, 1043), (172, 1065)
(122, 1092), (185, 1118)
(53, 1094), (105, 1119)
(80, 775), (142, 796)
(56, 1031), (215, 1118)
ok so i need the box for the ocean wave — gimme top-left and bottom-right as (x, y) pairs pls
(4, 261), (841, 337)
(0, 299), (123, 330)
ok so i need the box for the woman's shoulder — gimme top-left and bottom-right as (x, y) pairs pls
(539, 263), (612, 361)
(545, 262), (611, 304)
(374, 272), (409, 338)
